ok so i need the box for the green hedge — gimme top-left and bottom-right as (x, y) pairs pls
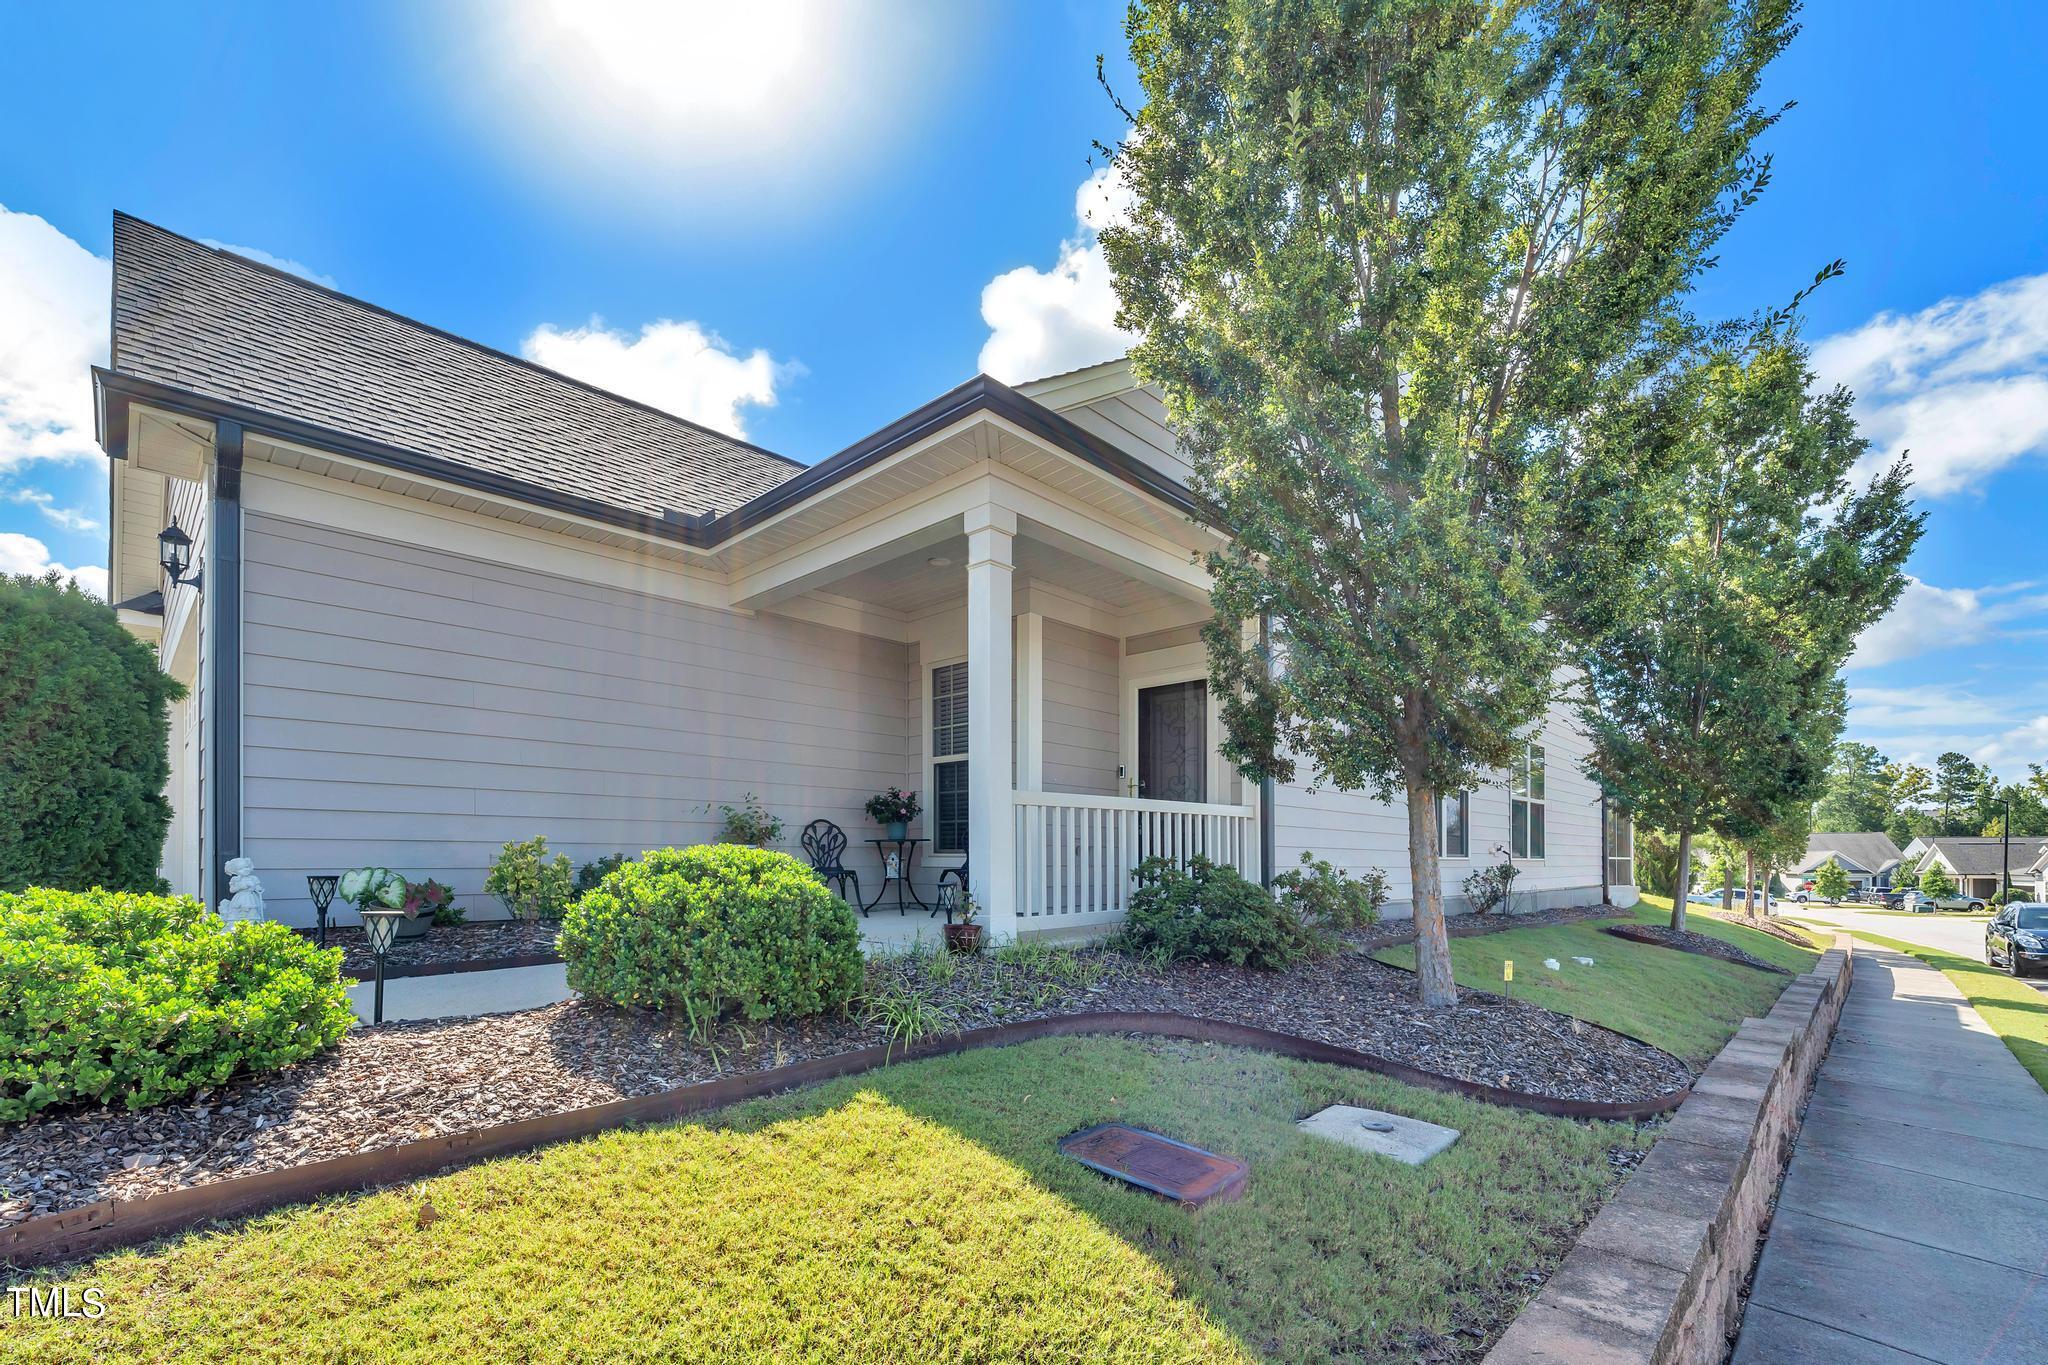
(0, 575), (185, 892)
(1114, 856), (1317, 969)
(0, 887), (355, 1121)
(558, 845), (864, 1027)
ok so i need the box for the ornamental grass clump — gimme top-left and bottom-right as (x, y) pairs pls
(0, 887), (354, 1121)
(557, 845), (863, 1030)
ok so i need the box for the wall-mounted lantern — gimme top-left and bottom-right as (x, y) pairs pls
(157, 518), (202, 590)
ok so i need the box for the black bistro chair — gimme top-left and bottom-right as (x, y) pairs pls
(801, 819), (863, 914)
(937, 842), (969, 921)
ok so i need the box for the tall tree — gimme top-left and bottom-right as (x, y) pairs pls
(1882, 759), (1933, 845)
(0, 574), (185, 892)
(1101, 0), (1797, 1005)
(1933, 751), (1988, 835)
(1813, 741), (1890, 831)
(1568, 333), (1921, 933)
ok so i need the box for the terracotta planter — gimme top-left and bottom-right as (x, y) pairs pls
(943, 922), (982, 955)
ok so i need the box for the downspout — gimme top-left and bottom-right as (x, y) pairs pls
(1259, 611), (1275, 891)
(208, 421), (244, 909)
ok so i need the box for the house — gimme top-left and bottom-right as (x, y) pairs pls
(1906, 837), (2048, 902)
(98, 214), (1634, 945)
(1791, 832), (1903, 896)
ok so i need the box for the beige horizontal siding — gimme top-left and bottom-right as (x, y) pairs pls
(1041, 619), (1120, 796)
(240, 512), (917, 926)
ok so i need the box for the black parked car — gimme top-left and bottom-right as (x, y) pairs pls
(1985, 903), (2048, 978)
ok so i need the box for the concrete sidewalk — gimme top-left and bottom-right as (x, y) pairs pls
(347, 962), (574, 1023)
(1733, 947), (2048, 1363)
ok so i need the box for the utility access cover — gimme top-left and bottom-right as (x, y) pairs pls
(1058, 1123), (1249, 1206)
(1297, 1105), (1460, 1165)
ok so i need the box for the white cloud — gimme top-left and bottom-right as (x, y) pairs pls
(1848, 576), (2048, 669)
(1848, 682), (2013, 732)
(1977, 716), (2048, 776)
(7, 486), (99, 533)
(200, 239), (336, 289)
(978, 166), (1139, 385)
(1813, 272), (2048, 496)
(0, 531), (106, 598)
(520, 318), (786, 439)
(0, 205), (109, 472)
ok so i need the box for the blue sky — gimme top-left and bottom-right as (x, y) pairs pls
(2, 1), (2044, 782)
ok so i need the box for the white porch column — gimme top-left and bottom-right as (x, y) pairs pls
(966, 504), (1018, 941)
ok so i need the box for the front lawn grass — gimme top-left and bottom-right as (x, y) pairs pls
(1374, 898), (1818, 1066)
(1861, 908), (1993, 920)
(6, 1037), (1650, 1364)
(1837, 931), (2048, 1095)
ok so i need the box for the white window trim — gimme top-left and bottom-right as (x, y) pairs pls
(924, 655), (971, 859)
(1438, 791), (1471, 861)
(1511, 743), (1547, 862)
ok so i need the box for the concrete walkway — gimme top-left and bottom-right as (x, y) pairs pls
(1733, 946), (2048, 1363)
(346, 962), (573, 1023)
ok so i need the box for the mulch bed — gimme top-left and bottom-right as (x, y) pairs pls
(319, 918), (562, 979)
(1, 915), (1696, 1229)
(1602, 923), (1788, 973)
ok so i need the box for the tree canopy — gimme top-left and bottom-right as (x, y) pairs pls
(1569, 332), (1920, 931)
(1102, 0), (1799, 1005)
(0, 575), (184, 892)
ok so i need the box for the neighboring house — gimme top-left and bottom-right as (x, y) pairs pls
(2025, 844), (2048, 902)
(1906, 837), (2048, 902)
(1791, 832), (1903, 896)
(99, 214), (1634, 945)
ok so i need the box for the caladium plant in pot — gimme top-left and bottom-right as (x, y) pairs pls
(340, 866), (432, 940)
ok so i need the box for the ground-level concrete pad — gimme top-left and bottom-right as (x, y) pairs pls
(1734, 947), (2048, 1364)
(1297, 1104), (1459, 1164)
(1776, 1151), (2048, 1273)
(346, 962), (573, 1023)
(1743, 1208), (2047, 1362)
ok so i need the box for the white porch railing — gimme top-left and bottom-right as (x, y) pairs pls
(1011, 791), (1260, 927)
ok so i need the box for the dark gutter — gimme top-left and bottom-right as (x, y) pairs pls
(93, 370), (1218, 553)
(209, 422), (244, 910)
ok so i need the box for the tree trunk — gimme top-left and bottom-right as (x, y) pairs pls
(1670, 827), (1692, 932)
(1723, 861), (1735, 917)
(1744, 850), (1756, 922)
(1404, 776), (1457, 1008)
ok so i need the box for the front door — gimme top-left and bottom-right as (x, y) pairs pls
(1138, 680), (1207, 803)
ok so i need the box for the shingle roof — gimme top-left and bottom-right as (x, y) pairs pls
(1794, 832), (1903, 876)
(108, 214), (803, 519)
(1921, 836), (2048, 878)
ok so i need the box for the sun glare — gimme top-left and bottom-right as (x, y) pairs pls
(445, 0), (956, 215)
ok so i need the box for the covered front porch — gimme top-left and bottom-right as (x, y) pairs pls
(725, 413), (1260, 946)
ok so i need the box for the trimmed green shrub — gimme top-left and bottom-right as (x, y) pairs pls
(1274, 853), (1387, 934)
(1112, 856), (1315, 969)
(575, 852), (628, 895)
(0, 575), (186, 892)
(485, 836), (577, 920)
(0, 887), (354, 1120)
(557, 844), (863, 1028)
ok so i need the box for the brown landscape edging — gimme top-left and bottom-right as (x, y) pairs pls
(1599, 924), (1789, 973)
(1483, 934), (1854, 1365)
(0, 1010), (1687, 1273)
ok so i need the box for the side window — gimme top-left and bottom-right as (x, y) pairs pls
(1510, 744), (1546, 859)
(1437, 791), (1470, 858)
(931, 662), (969, 854)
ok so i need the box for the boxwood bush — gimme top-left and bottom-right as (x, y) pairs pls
(1112, 855), (1318, 969)
(557, 844), (863, 1028)
(0, 887), (354, 1121)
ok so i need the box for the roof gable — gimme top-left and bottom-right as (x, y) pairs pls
(1799, 832), (1902, 876)
(107, 214), (802, 519)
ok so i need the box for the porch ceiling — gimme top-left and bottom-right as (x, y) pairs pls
(809, 527), (1196, 622)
